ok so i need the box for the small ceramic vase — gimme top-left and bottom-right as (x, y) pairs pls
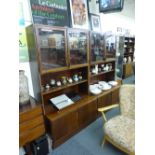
(50, 79), (56, 87)
(68, 78), (73, 84)
(61, 76), (67, 85)
(19, 70), (30, 105)
(45, 84), (50, 90)
(73, 74), (79, 82)
(56, 81), (62, 86)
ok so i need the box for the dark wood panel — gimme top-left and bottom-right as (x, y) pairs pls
(51, 111), (78, 140)
(98, 92), (112, 108)
(111, 87), (120, 105)
(78, 100), (97, 128)
(20, 105), (42, 123)
(19, 124), (45, 147)
(20, 115), (44, 133)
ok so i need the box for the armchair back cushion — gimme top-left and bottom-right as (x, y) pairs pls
(119, 84), (135, 119)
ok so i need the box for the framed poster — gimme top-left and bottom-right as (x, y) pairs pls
(29, 0), (70, 26)
(69, 0), (89, 29)
(90, 14), (101, 32)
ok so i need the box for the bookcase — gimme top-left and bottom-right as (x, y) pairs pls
(26, 24), (120, 148)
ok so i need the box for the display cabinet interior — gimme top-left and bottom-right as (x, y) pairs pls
(67, 28), (89, 66)
(89, 32), (105, 63)
(105, 34), (116, 58)
(35, 25), (68, 73)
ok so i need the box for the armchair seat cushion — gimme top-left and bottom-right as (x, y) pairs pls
(104, 115), (135, 153)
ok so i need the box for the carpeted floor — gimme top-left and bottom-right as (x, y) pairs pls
(48, 75), (134, 155)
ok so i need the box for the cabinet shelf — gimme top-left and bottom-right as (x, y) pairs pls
(90, 70), (114, 78)
(90, 58), (116, 65)
(42, 79), (88, 95)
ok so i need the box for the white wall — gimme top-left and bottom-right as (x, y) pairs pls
(89, 0), (135, 34)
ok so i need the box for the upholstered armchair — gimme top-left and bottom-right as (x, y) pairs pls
(98, 84), (135, 155)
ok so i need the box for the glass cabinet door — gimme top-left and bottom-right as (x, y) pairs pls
(105, 34), (116, 57)
(68, 29), (88, 66)
(36, 26), (67, 72)
(90, 32), (105, 62)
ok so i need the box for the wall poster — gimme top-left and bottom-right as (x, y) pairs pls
(29, 0), (70, 26)
(69, 0), (89, 29)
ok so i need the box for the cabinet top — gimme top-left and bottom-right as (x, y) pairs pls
(19, 96), (41, 114)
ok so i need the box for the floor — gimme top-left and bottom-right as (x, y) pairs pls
(48, 75), (134, 155)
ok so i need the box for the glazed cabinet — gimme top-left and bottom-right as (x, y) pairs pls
(67, 28), (89, 67)
(34, 25), (68, 74)
(89, 31), (105, 63)
(104, 33), (116, 58)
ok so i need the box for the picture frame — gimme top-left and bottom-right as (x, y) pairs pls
(29, 0), (70, 27)
(99, 0), (124, 13)
(69, 0), (89, 29)
(90, 14), (101, 32)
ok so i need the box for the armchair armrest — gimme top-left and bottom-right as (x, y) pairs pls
(98, 104), (119, 122)
(98, 104), (119, 112)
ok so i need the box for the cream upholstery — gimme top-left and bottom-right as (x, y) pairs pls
(119, 84), (135, 119)
(104, 115), (135, 153)
(101, 84), (135, 154)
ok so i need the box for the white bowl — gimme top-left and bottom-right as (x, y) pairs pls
(102, 85), (112, 90)
(90, 88), (102, 95)
(98, 81), (107, 85)
(108, 81), (118, 86)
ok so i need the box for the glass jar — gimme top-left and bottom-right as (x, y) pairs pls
(19, 70), (30, 105)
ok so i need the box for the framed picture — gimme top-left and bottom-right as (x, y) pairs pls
(90, 14), (101, 32)
(99, 0), (124, 13)
(29, 0), (70, 26)
(69, 0), (89, 29)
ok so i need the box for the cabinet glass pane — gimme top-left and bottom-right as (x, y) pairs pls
(37, 28), (67, 71)
(90, 33), (105, 62)
(105, 35), (116, 57)
(68, 31), (88, 65)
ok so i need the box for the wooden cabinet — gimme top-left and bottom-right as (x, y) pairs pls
(19, 97), (45, 147)
(26, 24), (120, 149)
(46, 96), (97, 148)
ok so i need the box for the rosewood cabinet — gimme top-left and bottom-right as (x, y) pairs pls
(26, 24), (120, 149)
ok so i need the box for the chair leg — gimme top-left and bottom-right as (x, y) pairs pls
(101, 136), (106, 147)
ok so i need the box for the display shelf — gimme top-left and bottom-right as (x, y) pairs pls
(42, 79), (88, 95)
(90, 58), (116, 65)
(90, 70), (114, 78)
